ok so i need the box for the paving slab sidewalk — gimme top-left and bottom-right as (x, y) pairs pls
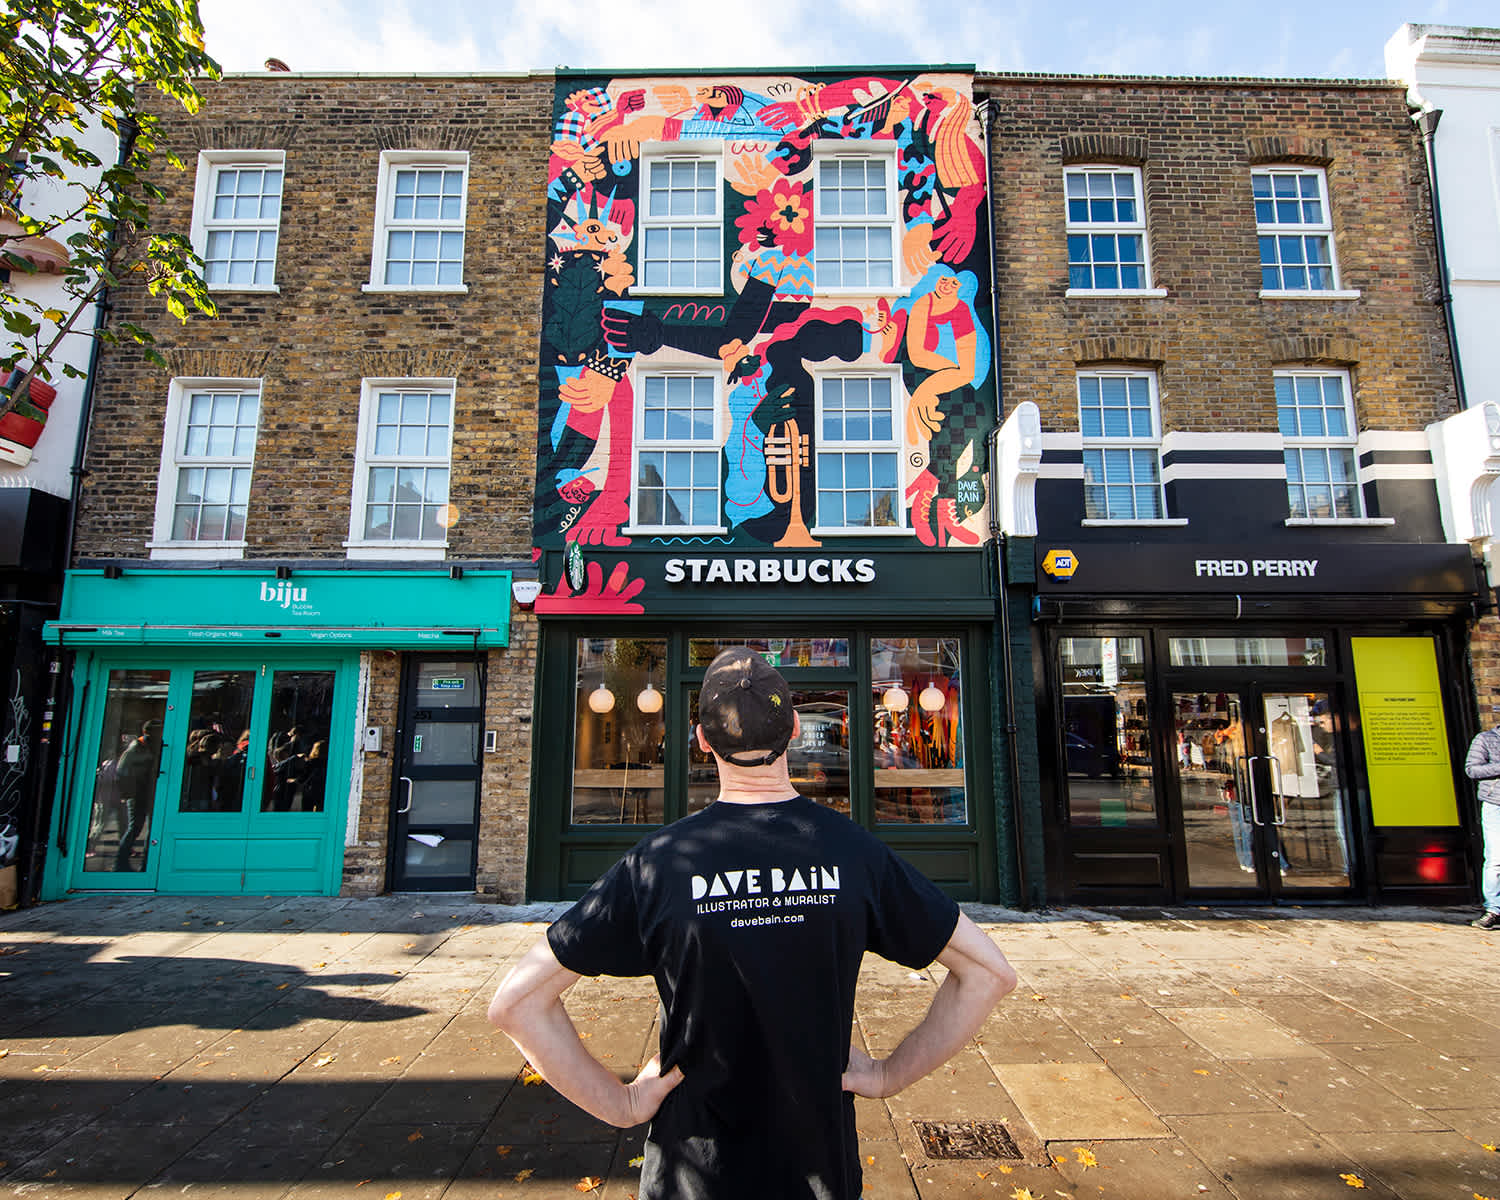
(1, 896), (1497, 1199)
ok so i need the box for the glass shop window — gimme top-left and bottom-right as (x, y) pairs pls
(1059, 636), (1157, 827)
(571, 637), (667, 825)
(870, 636), (966, 825)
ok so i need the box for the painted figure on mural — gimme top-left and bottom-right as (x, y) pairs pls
(534, 73), (997, 558)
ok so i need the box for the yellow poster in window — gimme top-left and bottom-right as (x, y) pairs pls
(1351, 637), (1459, 826)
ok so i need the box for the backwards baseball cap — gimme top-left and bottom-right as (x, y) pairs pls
(698, 647), (795, 767)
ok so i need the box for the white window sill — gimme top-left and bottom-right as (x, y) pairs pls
(622, 526), (728, 537)
(1260, 289), (1361, 301)
(631, 286), (726, 299)
(147, 541), (248, 560)
(1065, 287), (1168, 299)
(343, 542), (449, 561)
(207, 283), (281, 294)
(1284, 517), (1395, 527)
(810, 525), (910, 537)
(1081, 518), (1190, 527)
(361, 284), (469, 294)
(814, 284), (912, 300)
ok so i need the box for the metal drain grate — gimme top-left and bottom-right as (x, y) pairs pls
(912, 1120), (1023, 1160)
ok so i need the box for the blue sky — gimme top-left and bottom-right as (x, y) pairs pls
(200, 0), (1495, 78)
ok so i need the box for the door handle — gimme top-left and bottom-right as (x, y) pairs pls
(1244, 755), (1265, 826)
(1267, 757), (1288, 826)
(397, 776), (413, 814)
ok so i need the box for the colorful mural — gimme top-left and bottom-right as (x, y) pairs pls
(534, 72), (997, 556)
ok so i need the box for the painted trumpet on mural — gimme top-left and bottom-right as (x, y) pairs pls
(765, 418), (820, 548)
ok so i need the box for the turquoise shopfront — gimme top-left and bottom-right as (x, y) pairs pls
(41, 568), (510, 898)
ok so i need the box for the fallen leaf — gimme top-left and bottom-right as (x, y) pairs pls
(1484, 1144), (1498, 1153)
(575, 1178), (602, 1193)
(381, 1057), (401, 1066)
(1074, 1147), (1098, 1168)
(276, 983), (289, 990)
(521, 1067), (544, 1086)
(407, 1130), (424, 1142)
(1340, 1174), (1366, 1189)
(313, 1055), (336, 1068)
(1030, 993), (1047, 1002)
(0, 1049), (8, 1058)
(997, 1164), (1012, 1174)
(496, 1146), (513, 1156)
(866, 1156), (875, 1165)
(1192, 1069), (1212, 1076)
(1010, 1188), (1037, 1200)
(977, 1170), (991, 1179)
(514, 1168), (534, 1182)
(1052, 1155), (1067, 1166)
(384, 1193), (401, 1200)
(313, 962), (327, 968)
(354, 1181), (370, 1188)
(629, 1155), (645, 1167)
(1476, 1193), (1498, 1200)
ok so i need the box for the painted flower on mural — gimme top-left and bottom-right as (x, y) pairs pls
(735, 178), (813, 255)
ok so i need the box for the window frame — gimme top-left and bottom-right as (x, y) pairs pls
(1077, 368), (1167, 523)
(627, 369), (726, 535)
(345, 377), (456, 560)
(148, 377), (263, 560)
(1275, 367), (1364, 521)
(812, 143), (902, 295)
(364, 150), (470, 293)
(189, 150), (285, 293)
(1063, 164), (1161, 295)
(811, 367), (908, 536)
(636, 145), (724, 296)
(1252, 165), (1349, 297)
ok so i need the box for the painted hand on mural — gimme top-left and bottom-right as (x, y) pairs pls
(601, 307), (664, 356)
(559, 368), (618, 415)
(932, 187), (982, 263)
(727, 149), (782, 197)
(604, 116), (667, 163)
(534, 559), (646, 614)
(566, 495), (631, 546)
(550, 140), (608, 182)
(902, 223), (940, 278)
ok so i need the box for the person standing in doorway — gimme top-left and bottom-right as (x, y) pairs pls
(1464, 720), (1500, 929)
(487, 647), (1017, 1199)
(114, 720), (162, 871)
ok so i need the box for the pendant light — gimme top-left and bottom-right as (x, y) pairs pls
(882, 684), (909, 712)
(636, 682), (663, 714)
(587, 684), (615, 714)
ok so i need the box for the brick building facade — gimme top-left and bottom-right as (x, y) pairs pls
(40, 72), (553, 901)
(980, 73), (1482, 905)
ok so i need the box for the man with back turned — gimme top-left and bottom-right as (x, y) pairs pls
(489, 646), (1017, 1199)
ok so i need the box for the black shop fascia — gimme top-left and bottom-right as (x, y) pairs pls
(1033, 541), (1479, 621)
(534, 545), (996, 619)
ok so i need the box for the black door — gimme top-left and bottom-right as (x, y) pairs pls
(389, 656), (484, 891)
(1167, 683), (1356, 900)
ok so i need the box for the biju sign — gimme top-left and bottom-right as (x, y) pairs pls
(45, 568), (513, 648)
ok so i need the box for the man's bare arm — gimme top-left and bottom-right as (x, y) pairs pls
(488, 937), (683, 1127)
(841, 912), (1017, 1098)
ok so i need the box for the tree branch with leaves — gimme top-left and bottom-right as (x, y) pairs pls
(0, 0), (222, 417)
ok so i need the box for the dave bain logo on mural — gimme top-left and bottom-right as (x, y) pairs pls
(533, 73), (999, 571)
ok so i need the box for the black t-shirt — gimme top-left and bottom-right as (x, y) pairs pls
(547, 795), (960, 1200)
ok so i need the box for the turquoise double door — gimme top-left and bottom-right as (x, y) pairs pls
(57, 651), (356, 895)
